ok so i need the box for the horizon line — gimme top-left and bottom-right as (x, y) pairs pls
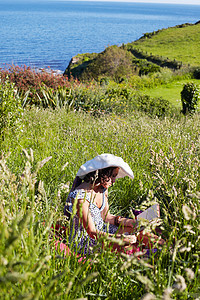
(54, 0), (200, 5)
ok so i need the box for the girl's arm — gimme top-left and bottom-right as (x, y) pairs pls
(77, 198), (99, 239)
(101, 191), (138, 231)
(77, 198), (136, 244)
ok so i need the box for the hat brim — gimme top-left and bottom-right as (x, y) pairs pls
(76, 153), (134, 180)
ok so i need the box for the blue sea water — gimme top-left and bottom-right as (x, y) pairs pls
(0, 0), (200, 73)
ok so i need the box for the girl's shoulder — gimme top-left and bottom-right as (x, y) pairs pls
(68, 188), (91, 202)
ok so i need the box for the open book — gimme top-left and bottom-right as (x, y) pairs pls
(136, 204), (160, 222)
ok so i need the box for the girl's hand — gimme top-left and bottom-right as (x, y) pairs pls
(123, 234), (137, 245)
(123, 218), (138, 229)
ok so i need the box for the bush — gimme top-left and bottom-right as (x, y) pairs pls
(181, 82), (200, 114)
(134, 95), (173, 118)
(0, 65), (71, 106)
(139, 62), (160, 76)
(0, 65), (68, 91)
(80, 46), (134, 82)
(193, 67), (200, 79)
(0, 65), (177, 117)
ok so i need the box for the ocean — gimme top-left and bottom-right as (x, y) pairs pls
(0, 0), (200, 73)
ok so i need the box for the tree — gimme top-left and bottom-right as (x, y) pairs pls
(81, 46), (134, 81)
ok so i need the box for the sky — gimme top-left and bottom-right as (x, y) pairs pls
(69, 0), (200, 4)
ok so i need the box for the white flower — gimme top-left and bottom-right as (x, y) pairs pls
(60, 183), (70, 192)
(141, 293), (156, 300)
(137, 274), (153, 291)
(173, 275), (187, 292)
(182, 205), (193, 220)
(163, 287), (173, 300)
(172, 186), (177, 198)
(185, 268), (195, 280)
(183, 225), (195, 235)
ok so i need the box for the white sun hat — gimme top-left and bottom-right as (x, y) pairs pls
(76, 153), (134, 180)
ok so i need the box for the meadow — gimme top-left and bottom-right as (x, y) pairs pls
(128, 22), (200, 67)
(0, 64), (200, 299)
(141, 78), (200, 108)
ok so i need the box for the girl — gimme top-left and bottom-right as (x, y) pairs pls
(64, 153), (163, 255)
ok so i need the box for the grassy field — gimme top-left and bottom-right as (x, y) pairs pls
(0, 21), (200, 298)
(130, 23), (200, 67)
(141, 79), (200, 107)
(1, 106), (200, 299)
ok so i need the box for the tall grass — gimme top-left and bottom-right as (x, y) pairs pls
(0, 107), (199, 299)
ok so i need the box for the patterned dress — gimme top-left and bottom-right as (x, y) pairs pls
(64, 188), (118, 254)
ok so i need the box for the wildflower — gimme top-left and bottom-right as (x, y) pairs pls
(182, 204), (195, 220)
(59, 183), (70, 192)
(163, 287), (173, 300)
(37, 156), (52, 170)
(44, 255), (52, 262)
(141, 293), (156, 300)
(136, 274), (153, 291)
(172, 246), (177, 262)
(23, 148), (32, 161)
(185, 268), (195, 280)
(173, 275), (187, 292)
(183, 225), (195, 235)
(179, 246), (191, 252)
(61, 162), (69, 171)
(38, 180), (46, 196)
(172, 186), (177, 198)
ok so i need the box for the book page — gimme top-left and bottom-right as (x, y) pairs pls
(137, 204), (160, 221)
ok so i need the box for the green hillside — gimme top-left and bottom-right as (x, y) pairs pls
(64, 22), (200, 81)
(127, 22), (200, 67)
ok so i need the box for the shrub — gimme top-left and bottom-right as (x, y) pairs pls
(134, 95), (173, 118)
(0, 65), (176, 117)
(99, 77), (110, 86)
(0, 65), (71, 106)
(193, 67), (200, 79)
(0, 65), (68, 91)
(181, 82), (200, 114)
(139, 62), (161, 76)
(80, 45), (134, 82)
(103, 87), (173, 117)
